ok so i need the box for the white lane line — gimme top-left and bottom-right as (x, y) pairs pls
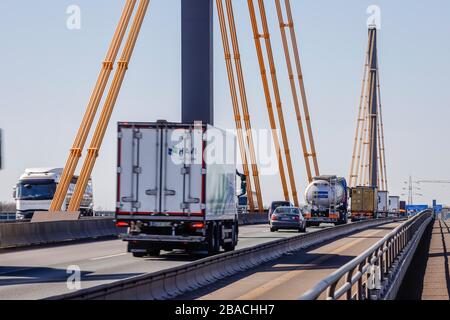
(90, 253), (127, 261)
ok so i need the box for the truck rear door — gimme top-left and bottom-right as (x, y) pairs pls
(161, 126), (203, 215)
(117, 124), (204, 216)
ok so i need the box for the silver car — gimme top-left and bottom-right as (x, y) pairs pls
(270, 206), (307, 233)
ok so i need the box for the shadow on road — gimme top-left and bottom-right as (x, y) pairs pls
(0, 266), (141, 287)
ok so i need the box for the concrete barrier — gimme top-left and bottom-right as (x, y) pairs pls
(0, 218), (125, 249)
(0, 213), (268, 249)
(48, 218), (397, 300)
(238, 213), (268, 225)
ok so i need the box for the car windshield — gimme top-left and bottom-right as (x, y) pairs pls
(272, 202), (291, 210)
(17, 179), (56, 201)
(274, 208), (300, 215)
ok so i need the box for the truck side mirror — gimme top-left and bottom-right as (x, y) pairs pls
(12, 186), (17, 199)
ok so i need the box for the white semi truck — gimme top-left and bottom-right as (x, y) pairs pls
(303, 176), (349, 226)
(377, 191), (389, 217)
(14, 168), (94, 220)
(115, 121), (239, 257)
(388, 196), (400, 216)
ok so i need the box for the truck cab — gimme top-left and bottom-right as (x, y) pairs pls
(14, 168), (94, 220)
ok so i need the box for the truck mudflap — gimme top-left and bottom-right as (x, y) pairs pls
(351, 213), (375, 221)
(121, 233), (205, 243)
(306, 217), (338, 223)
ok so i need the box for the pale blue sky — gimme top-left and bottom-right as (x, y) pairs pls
(1, 0), (449, 209)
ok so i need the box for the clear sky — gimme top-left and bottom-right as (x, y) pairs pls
(1, 0), (449, 210)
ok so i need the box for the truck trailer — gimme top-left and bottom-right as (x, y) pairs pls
(115, 121), (239, 257)
(377, 191), (389, 218)
(14, 167), (94, 220)
(350, 186), (378, 221)
(388, 196), (400, 217)
(303, 176), (348, 226)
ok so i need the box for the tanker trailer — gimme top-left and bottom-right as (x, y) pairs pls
(303, 176), (349, 227)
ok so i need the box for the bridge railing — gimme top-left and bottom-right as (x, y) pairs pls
(299, 210), (433, 300)
(0, 212), (16, 222)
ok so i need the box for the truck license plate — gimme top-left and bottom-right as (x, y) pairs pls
(149, 222), (172, 227)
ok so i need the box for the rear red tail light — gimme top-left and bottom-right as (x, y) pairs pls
(116, 221), (129, 227)
(271, 215), (278, 221)
(191, 223), (205, 229)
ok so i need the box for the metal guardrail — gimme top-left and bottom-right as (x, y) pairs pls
(0, 217), (125, 249)
(299, 210), (432, 300)
(0, 211), (115, 224)
(0, 212), (268, 249)
(48, 218), (396, 300)
(0, 212), (16, 222)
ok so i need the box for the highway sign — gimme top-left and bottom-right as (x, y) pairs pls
(406, 205), (428, 214)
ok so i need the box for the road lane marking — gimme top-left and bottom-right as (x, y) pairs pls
(235, 227), (391, 300)
(90, 253), (127, 261)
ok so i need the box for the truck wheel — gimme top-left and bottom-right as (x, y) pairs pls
(132, 252), (146, 258)
(223, 223), (237, 252)
(207, 223), (220, 255)
(147, 248), (160, 257)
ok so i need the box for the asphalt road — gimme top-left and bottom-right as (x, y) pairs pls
(0, 223), (332, 300)
(179, 222), (402, 300)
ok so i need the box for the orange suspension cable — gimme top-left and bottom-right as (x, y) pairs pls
(50, 0), (137, 212)
(284, 0), (319, 177)
(216, 0), (255, 212)
(377, 74), (388, 191)
(349, 37), (370, 187)
(274, 0), (313, 183)
(68, 0), (150, 211)
(225, 0), (264, 212)
(247, 0), (290, 203)
(255, 0), (299, 206)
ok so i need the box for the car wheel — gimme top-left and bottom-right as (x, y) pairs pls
(270, 227), (277, 232)
(132, 252), (146, 258)
(147, 248), (160, 257)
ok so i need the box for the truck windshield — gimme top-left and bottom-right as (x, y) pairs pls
(17, 179), (56, 201)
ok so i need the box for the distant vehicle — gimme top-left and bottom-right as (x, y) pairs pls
(269, 201), (293, 218)
(14, 168), (94, 220)
(350, 186), (378, 221)
(270, 206), (306, 233)
(303, 176), (348, 227)
(377, 191), (389, 218)
(399, 201), (407, 216)
(388, 196), (400, 217)
(116, 122), (239, 257)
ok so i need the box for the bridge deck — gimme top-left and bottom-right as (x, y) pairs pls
(421, 219), (450, 300)
(178, 222), (402, 300)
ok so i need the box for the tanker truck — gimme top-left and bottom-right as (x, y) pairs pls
(303, 176), (349, 227)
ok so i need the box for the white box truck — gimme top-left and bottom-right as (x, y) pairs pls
(377, 191), (389, 217)
(13, 168), (94, 220)
(116, 121), (239, 257)
(388, 196), (400, 217)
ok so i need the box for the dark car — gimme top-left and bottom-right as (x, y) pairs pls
(269, 201), (293, 218)
(270, 206), (307, 233)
